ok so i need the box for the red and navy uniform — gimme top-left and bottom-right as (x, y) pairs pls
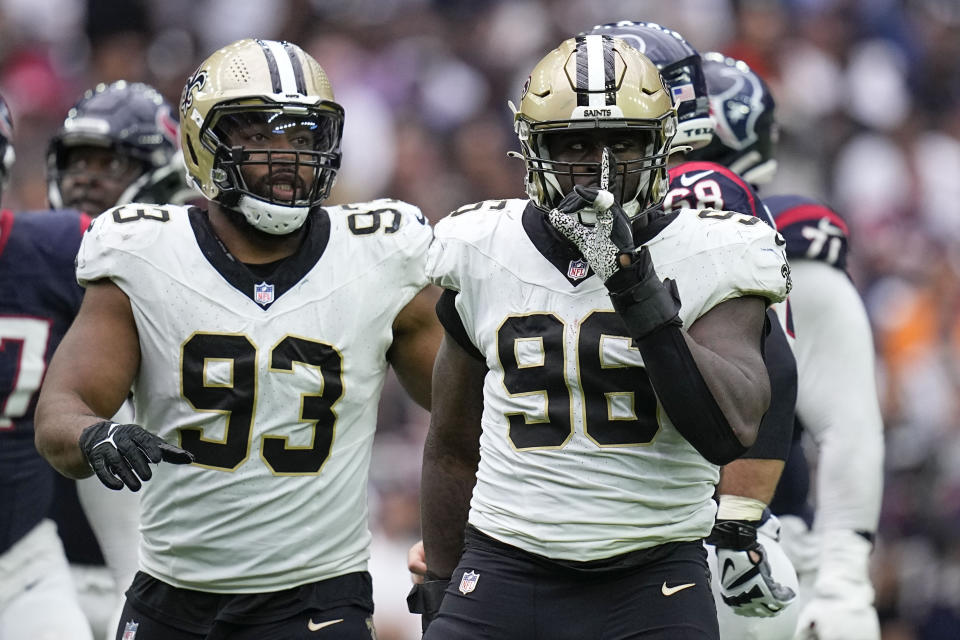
(764, 195), (850, 525)
(764, 194), (849, 272)
(666, 160), (775, 228)
(0, 209), (89, 554)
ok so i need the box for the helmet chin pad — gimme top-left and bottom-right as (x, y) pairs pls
(235, 194), (309, 235)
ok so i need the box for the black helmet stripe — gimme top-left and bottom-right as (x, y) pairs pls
(602, 36), (616, 105)
(282, 42), (307, 95)
(256, 39), (283, 93)
(574, 35), (618, 107)
(575, 35), (589, 107)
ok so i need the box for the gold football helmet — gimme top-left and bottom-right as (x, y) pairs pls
(514, 35), (677, 219)
(179, 38), (344, 234)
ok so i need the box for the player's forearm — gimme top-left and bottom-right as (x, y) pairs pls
(718, 458), (785, 504)
(34, 389), (101, 478)
(420, 436), (479, 578)
(635, 324), (769, 465)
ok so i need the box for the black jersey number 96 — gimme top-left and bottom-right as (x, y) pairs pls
(497, 311), (660, 450)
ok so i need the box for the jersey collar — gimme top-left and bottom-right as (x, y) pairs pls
(188, 206), (331, 310)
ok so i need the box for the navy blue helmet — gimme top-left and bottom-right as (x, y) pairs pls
(47, 81), (193, 208)
(687, 53), (779, 186)
(588, 21), (714, 151)
(0, 94), (14, 204)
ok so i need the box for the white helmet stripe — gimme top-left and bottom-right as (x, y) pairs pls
(262, 40), (300, 95)
(585, 35), (606, 107)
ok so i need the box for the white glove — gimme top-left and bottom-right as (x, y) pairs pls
(708, 514), (799, 617)
(794, 530), (879, 640)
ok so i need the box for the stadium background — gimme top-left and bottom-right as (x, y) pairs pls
(1, 0), (958, 638)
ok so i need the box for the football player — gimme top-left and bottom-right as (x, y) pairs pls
(588, 21), (802, 633)
(412, 36), (789, 639)
(0, 92), (96, 640)
(47, 80), (197, 213)
(45, 79), (198, 640)
(35, 38), (442, 640)
(678, 53), (885, 640)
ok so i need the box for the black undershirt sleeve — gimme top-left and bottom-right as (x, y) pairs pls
(739, 309), (797, 461)
(435, 288), (485, 361)
(633, 314), (766, 466)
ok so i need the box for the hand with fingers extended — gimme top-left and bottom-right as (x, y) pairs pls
(78, 420), (195, 491)
(546, 147), (681, 341)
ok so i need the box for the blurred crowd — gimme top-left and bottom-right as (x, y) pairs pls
(1, 0), (958, 638)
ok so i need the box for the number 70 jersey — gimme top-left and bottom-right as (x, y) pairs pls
(427, 199), (790, 561)
(75, 201), (432, 592)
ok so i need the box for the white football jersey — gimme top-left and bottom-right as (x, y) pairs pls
(427, 199), (790, 561)
(76, 199), (431, 592)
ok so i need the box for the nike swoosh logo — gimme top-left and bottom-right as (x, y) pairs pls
(661, 581), (696, 596)
(679, 170), (714, 187)
(308, 618), (344, 631)
(721, 558), (737, 583)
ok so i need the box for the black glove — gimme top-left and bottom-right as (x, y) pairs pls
(605, 246), (682, 340)
(407, 575), (449, 634)
(78, 420), (195, 491)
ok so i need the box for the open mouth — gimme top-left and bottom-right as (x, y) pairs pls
(263, 175), (302, 201)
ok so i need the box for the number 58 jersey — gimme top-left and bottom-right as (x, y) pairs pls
(76, 201), (431, 593)
(427, 199), (789, 561)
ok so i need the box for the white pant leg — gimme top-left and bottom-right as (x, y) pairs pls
(70, 565), (120, 640)
(0, 520), (94, 640)
(74, 476), (139, 594)
(74, 474), (139, 640)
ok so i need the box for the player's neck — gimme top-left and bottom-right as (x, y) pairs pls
(207, 203), (306, 264)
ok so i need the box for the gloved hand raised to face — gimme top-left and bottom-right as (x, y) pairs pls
(546, 147), (681, 341)
(78, 420), (195, 491)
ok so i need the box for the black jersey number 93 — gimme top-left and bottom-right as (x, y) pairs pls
(497, 311), (660, 450)
(180, 333), (343, 475)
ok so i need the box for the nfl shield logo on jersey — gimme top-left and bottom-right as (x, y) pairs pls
(567, 259), (589, 280)
(254, 281), (275, 306)
(458, 570), (479, 595)
(121, 621), (139, 639)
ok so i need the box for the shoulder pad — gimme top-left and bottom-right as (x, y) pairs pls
(448, 199), (512, 218)
(434, 199), (526, 239)
(328, 198), (427, 236)
(666, 161), (775, 229)
(764, 194), (849, 270)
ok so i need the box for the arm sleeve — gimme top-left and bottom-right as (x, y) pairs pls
(740, 309), (797, 461)
(789, 260), (884, 534)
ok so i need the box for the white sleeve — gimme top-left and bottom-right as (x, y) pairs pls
(789, 260), (884, 534)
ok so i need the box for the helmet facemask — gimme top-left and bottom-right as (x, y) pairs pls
(199, 101), (343, 235)
(517, 114), (675, 223)
(513, 35), (677, 225)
